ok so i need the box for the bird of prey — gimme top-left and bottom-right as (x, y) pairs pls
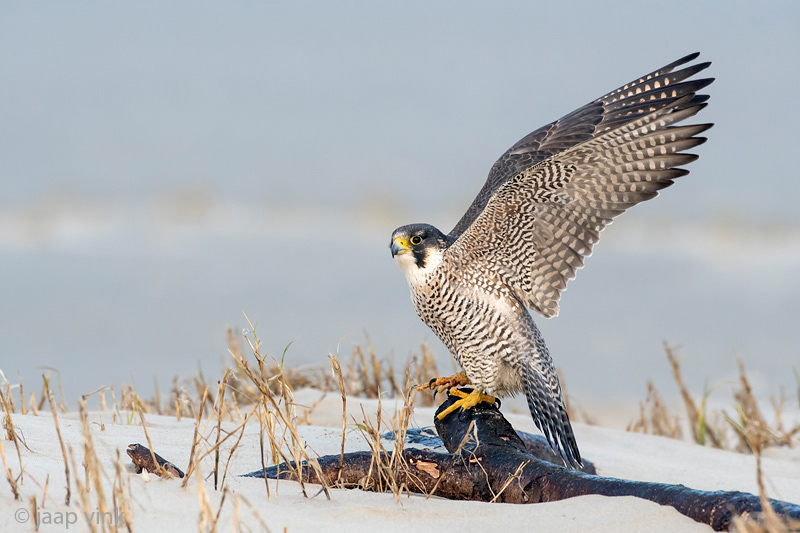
(390, 53), (713, 468)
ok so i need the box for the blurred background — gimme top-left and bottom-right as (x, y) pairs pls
(1, 2), (798, 416)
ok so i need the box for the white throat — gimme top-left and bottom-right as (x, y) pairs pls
(394, 247), (444, 288)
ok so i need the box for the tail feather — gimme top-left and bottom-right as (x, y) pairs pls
(523, 358), (582, 468)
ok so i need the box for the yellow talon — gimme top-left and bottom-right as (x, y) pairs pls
(415, 371), (471, 393)
(436, 388), (497, 420)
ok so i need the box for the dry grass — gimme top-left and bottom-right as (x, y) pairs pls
(728, 398), (800, 532)
(220, 319), (443, 502)
(628, 343), (799, 454)
(627, 380), (682, 439)
(345, 380), (426, 500)
(224, 328), (440, 408)
(226, 316), (332, 500)
(1, 327), (797, 531)
(629, 343), (800, 532)
(45, 376), (72, 506)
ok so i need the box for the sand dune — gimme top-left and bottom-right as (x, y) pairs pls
(1, 388), (797, 532)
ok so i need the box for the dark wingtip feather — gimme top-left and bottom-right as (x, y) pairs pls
(682, 51), (701, 62)
(662, 52), (702, 72)
(671, 61), (712, 83)
(692, 77), (715, 91)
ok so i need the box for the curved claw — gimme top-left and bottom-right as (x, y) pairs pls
(432, 383), (443, 401)
(414, 378), (438, 393)
(415, 371), (471, 397)
(436, 388), (497, 420)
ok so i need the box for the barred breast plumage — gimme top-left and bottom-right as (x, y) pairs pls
(390, 53), (714, 468)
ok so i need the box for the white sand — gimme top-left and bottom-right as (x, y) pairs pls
(1, 388), (797, 532)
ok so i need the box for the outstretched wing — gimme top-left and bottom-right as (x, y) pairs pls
(448, 52), (712, 240)
(445, 90), (712, 318)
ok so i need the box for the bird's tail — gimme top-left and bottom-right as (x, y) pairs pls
(522, 355), (582, 469)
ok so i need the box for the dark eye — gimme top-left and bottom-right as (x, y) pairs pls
(410, 235), (422, 245)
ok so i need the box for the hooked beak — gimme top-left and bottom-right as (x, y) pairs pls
(391, 236), (409, 257)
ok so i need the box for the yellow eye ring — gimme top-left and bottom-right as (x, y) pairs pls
(409, 235), (422, 245)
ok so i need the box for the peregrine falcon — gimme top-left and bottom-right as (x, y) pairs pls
(390, 53), (713, 468)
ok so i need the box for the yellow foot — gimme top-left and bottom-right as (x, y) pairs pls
(436, 388), (497, 420)
(415, 371), (471, 395)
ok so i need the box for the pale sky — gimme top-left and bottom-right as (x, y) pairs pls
(3, 2), (798, 218)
